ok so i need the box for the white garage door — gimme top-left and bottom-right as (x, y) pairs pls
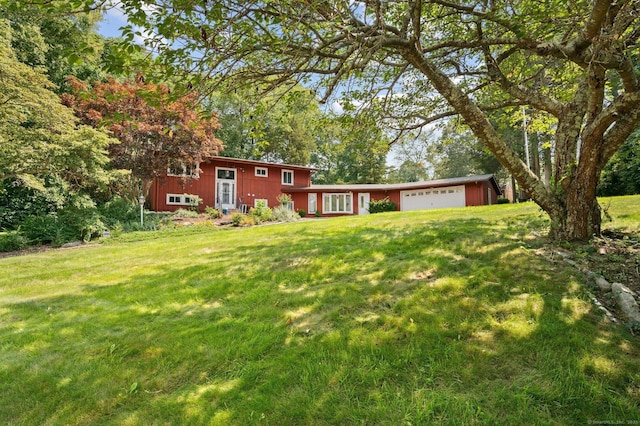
(400, 185), (466, 211)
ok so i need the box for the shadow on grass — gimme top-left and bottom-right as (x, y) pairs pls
(1, 216), (638, 424)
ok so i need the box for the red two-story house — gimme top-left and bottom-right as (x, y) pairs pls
(149, 156), (317, 213)
(149, 156), (501, 216)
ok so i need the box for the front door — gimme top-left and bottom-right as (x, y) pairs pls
(215, 167), (236, 210)
(358, 193), (370, 214)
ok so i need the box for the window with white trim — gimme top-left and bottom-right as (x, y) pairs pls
(167, 163), (198, 178)
(255, 167), (268, 177)
(282, 169), (293, 185)
(167, 193), (196, 206)
(323, 193), (353, 214)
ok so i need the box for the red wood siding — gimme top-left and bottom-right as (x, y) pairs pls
(464, 181), (500, 206)
(150, 159), (498, 216)
(369, 191), (400, 210)
(150, 158), (314, 212)
(290, 192), (310, 215)
(289, 190), (400, 217)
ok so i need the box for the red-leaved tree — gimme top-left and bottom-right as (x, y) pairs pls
(61, 75), (223, 200)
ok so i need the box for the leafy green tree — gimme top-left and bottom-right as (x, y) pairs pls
(15, 0), (640, 240)
(312, 115), (389, 184)
(61, 75), (223, 200)
(207, 85), (320, 165)
(0, 18), (116, 241)
(387, 131), (432, 183)
(206, 90), (257, 160)
(597, 132), (640, 196)
(1, 5), (106, 92)
(0, 19), (115, 190)
(258, 87), (320, 165)
(387, 160), (431, 184)
(427, 119), (505, 180)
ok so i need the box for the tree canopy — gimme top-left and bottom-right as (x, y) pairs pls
(207, 85), (320, 165)
(61, 75), (223, 199)
(1, 4), (106, 92)
(0, 19), (114, 191)
(95, 0), (640, 241)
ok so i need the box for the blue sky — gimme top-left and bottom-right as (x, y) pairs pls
(97, 4), (129, 39)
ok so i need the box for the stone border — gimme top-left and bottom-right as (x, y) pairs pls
(540, 248), (640, 324)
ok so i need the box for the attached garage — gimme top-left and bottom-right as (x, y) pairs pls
(285, 174), (501, 216)
(400, 185), (465, 211)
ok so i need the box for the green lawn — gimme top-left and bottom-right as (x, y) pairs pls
(1, 198), (639, 425)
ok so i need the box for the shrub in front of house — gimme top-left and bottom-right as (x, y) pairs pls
(249, 200), (274, 224)
(205, 206), (222, 219)
(0, 178), (65, 231)
(20, 215), (62, 245)
(231, 213), (244, 227)
(20, 206), (106, 245)
(276, 193), (292, 206)
(273, 205), (299, 222)
(298, 209), (306, 218)
(58, 203), (107, 243)
(185, 194), (202, 212)
(497, 197), (510, 204)
(368, 197), (397, 214)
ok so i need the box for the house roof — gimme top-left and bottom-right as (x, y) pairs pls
(206, 156), (318, 172)
(286, 174), (502, 195)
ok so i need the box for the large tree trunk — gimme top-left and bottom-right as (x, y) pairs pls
(548, 186), (602, 241)
(399, 19), (638, 242)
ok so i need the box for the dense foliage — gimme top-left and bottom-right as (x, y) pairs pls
(61, 75), (223, 200)
(98, 0), (640, 241)
(598, 132), (640, 197)
(0, 20), (115, 190)
(368, 197), (398, 214)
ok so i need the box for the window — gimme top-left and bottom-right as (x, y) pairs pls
(254, 198), (269, 207)
(217, 168), (235, 180)
(323, 193), (353, 214)
(282, 169), (293, 185)
(167, 163), (198, 178)
(167, 194), (194, 206)
(255, 167), (268, 177)
(308, 193), (317, 213)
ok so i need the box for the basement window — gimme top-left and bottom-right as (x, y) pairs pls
(167, 194), (194, 206)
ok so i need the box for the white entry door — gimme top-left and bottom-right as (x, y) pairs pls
(358, 193), (370, 214)
(215, 168), (236, 210)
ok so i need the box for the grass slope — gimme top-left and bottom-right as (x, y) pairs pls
(1, 199), (639, 425)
